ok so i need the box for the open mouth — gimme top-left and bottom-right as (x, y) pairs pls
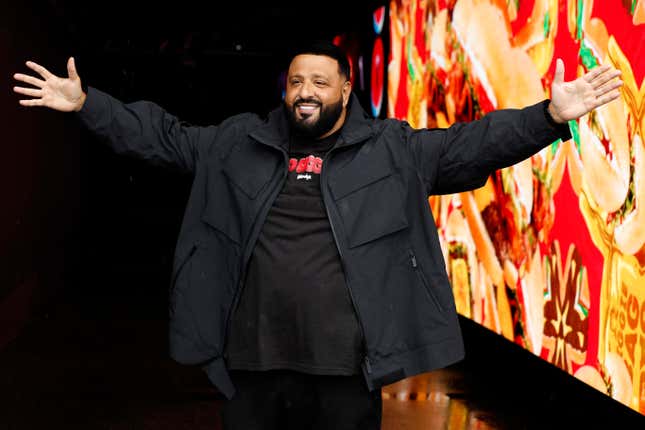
(295, 103), (320, 118)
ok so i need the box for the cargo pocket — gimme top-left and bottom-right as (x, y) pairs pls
(171, 241), (199, 294)
(408, 248), (445, 313)
(201, 142), (275, 244)
(330, 162), (408, 248)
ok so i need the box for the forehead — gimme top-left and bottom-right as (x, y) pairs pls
(288, 54), (340, 78)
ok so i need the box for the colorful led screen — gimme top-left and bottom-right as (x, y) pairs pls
(387, 0), (645, 414)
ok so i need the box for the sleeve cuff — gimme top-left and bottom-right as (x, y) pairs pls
(76, 86), (100, 117)
(543, 100), (572, 141)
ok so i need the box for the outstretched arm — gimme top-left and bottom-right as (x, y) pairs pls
(13, 57), (216, 173)
(409, 59), (622, 195)
(547, 58), (622, 123)
(13, 57), (86, 112)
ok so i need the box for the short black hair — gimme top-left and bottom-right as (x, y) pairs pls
(287, 40), (351, 81)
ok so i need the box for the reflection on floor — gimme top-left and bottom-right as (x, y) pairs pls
(1, 311), (643, 429)
(382, 370), (501, 430)
(380, 317), (645, 429)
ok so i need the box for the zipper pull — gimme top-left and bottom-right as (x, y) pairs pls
(364, 356), (372, 374)
(409, 250), (417, 268)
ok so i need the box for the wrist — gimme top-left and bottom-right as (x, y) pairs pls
(547, 101), (565, 124)
(73, 91), (87, 112)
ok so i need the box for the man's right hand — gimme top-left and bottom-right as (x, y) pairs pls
(13, 57), (86, 112)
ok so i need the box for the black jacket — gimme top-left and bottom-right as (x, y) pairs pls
(76, 87), (570, 399)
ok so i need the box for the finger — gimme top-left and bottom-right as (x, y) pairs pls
(25, 60), (54, 80)
(595, 89), (621, 107)
(595, 79), (623, 97)
(553, 58), (565, 84)
(13, 73), (46, 88)
(13, 86), (44, 97)
(18, 99), (44, 107)
(590, 69), (622, 88)
(583, 64), (611, 83)
(67, 57), (78, 80)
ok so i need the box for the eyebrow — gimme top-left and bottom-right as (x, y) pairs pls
(288, 73), (330, 80)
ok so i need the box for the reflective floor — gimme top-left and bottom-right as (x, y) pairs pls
(1, 308), (643, 429)
(382, 371), (504, 430)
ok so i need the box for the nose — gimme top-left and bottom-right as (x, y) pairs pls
(297, 80), (315, 100)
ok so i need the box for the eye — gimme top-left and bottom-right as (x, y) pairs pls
(314, 80), (328, 87)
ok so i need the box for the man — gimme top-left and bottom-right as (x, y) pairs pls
(13, 41), (622, 429)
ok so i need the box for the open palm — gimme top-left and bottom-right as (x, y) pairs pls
(549, 58), (623, 123)
(13, 57), (85, 112)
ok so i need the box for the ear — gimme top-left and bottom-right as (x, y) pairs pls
(342, 80), (352, 107)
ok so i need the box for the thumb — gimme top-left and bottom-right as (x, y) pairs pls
(67, 57), (79, 80)
(553, 58), (565, 85)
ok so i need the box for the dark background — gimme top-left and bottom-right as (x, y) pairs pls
(1, 1), (644, 428)
(1, 0), (391, 427)
(1, 0), (387, 350)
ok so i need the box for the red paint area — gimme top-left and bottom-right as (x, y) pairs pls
(549, 169), (604, 366)
(371, 37), (384, 115)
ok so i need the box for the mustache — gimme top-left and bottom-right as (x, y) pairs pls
(294, 98), (322, 107)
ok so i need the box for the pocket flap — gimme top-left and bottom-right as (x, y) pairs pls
(329, 154), (394, 201)
(222, 143), (273, 199)
(335, 173), (408, 248)
(201, 206), (241, 244)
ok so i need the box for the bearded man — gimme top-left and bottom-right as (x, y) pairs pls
(13, 40), (622, 429)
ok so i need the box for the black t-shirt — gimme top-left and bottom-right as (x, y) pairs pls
(225, 129), (363, 375)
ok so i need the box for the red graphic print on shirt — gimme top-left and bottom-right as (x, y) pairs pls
(288, 155), (323, 175)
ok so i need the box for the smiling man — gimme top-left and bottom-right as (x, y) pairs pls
(13, 40), (622, 429)
(223, 44), (377, 429)
(284, 52), (351, 138)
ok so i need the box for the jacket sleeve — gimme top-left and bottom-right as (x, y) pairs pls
(406, 99), (571, 195)
(74, 86), (218, 174)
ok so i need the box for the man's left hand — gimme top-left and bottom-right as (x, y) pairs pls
(548, 58), (623, 124)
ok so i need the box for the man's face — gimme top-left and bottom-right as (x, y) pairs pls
(284, 54), (351, 138)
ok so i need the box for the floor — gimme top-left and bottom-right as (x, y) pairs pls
(381, 371), (505, 430)
(1, 303), (643, 429)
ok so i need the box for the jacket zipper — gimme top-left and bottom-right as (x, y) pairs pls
(409, 249), (445, 312)
(321, 146), (372, 375)
(222, 148), (289, 356)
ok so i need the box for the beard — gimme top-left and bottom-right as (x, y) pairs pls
(286, 97), (344, 138)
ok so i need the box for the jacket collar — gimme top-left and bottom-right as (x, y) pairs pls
(248, 93), (374, 150)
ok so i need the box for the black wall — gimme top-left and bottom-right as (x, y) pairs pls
(1, 0), (386, 347)
(1, 3), (386, 426)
